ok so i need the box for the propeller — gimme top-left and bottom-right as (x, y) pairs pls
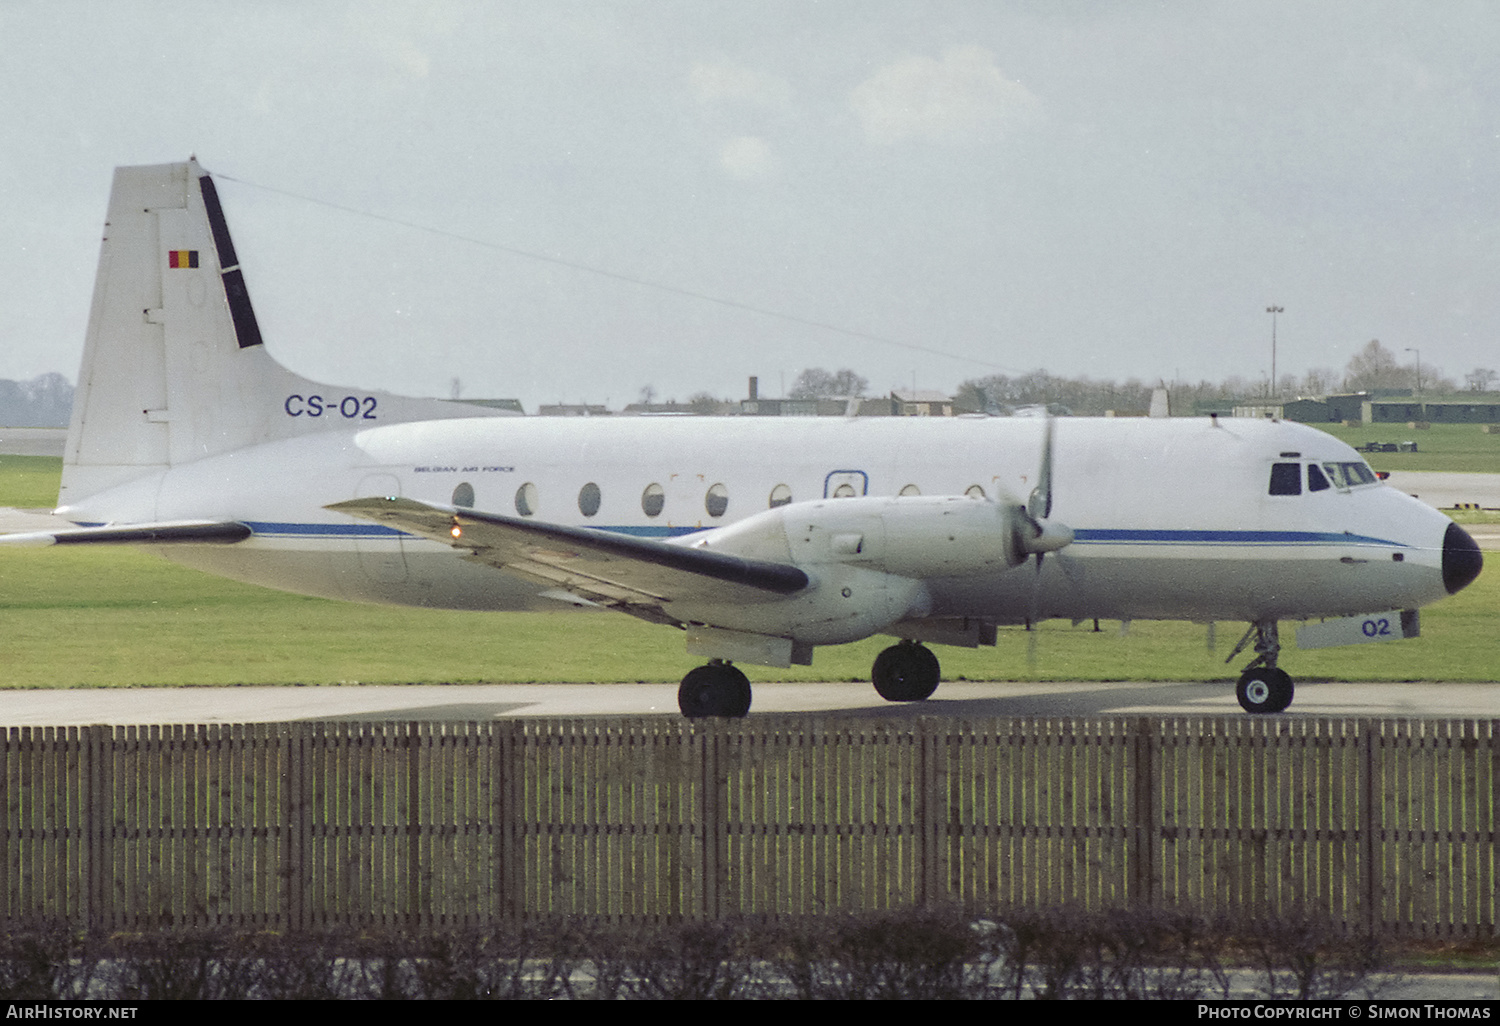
(1015, 415), (1074, 664)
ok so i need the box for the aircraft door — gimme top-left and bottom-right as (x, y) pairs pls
(824, 470), (869, 498)
(355, 473), (407, 583)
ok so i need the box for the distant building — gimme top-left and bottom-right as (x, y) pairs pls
(537, 403), (611, 417)
(621, 402), (702, 415)
(1235, 398), (1337, 421)
(1243, 390), (1500, 426)
(1362, 395), (1500, 424)
(1232, 403), (1285, 420)
(739, 397), (868, 416)
(890, 389), (955, 417)
(444, 397), (525, 415)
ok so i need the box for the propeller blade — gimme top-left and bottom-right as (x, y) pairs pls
(1027, 552), (1043, 666)
(1027, 416), (1055, 521)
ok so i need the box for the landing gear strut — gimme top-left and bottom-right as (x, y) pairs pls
(1227, 620), (1294, 714)
(678, 659), (752, 718)
(871, 641), (941, 702)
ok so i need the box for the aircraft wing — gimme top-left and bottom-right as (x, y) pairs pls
(327, 497), (808, 621)
(0, 521), (252, 547)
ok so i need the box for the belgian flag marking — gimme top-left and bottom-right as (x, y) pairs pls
(168, 250), (199, 269)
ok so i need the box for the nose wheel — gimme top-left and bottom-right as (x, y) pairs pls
(872, 641), (941, 702)
(678, 660), (752, 718)
(1236, 667), (1294, 714)
(1228, 620), (1295, 714)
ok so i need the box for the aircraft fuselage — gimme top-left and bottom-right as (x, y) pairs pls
(63, 412), (1462, 629)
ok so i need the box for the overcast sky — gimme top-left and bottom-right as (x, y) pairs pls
(3, 1), (1497, 410)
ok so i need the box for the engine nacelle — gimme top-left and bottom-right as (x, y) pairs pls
(672, 495), (1031, 647)
(691, 494), (1029, 577)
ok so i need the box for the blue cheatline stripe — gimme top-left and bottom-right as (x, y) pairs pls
(1071, 528), (1406, 548)
(244, 521), (1410, 549)
(243, 521), (702, 540)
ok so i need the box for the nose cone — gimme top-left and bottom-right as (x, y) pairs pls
(1442, 521), (1483, 595)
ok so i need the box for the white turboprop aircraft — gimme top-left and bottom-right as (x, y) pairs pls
(3, 159), (1483, 717)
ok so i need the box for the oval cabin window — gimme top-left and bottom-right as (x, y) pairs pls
(705, 482), (729, 518)
(642, 483), (665, 518)
(515, 482), (538, 517)
(769, 484), (792, 508)
(452, 482), (475, 508)
(578, 482), (602, 517)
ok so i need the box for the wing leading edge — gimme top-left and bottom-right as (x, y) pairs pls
(327, 496), (809, 620)
(0, 521), (252, 548)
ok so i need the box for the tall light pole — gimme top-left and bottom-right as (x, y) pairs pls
(1405, 347), (1422, 396)
(1266, 305), (1283, 398)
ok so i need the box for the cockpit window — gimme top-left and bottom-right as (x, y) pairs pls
(1307, 464), (1330, 492)
(1269, 463), (1302, 495)
(1323, 462), (1378, 489)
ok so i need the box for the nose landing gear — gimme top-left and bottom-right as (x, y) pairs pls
(1228, 620), (1295, 714)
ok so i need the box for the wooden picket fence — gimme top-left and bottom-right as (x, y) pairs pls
(0, 717), (1494, 935)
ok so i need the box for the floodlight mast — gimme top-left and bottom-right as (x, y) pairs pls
(1405, 347), (1422, 397)
(1266, 305), (1284, 399)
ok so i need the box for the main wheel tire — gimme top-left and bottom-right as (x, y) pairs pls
(678, 663), (752, 718)
(871, 643), (941, 702)
(1236, 668), (1294, 714)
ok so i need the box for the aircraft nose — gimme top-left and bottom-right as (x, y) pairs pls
(1442, 521), (1483, 595)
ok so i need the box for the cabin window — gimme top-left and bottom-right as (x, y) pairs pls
(705, 483), (729, 518)
(965, 484), (986, 499)
(769, 484), (792, 508)
(1269, 463), (1302, 495)
(642, 483), (665, 518)
(452, 482), (475, 508)
(832, 482), (857, 498)
(1307, 464), (1330, 492)
(578, 482), (601, 517)
(899, 484), (921, 496)
(515, 482), (538, 517)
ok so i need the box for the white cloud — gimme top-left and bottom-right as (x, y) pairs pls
(689, 61), (793, 109)
(850, 45), (1040, 145)
(719, 135), (778, 180)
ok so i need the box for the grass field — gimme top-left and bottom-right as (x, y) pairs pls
(2, 452), (1495, 689)
(0, 455), (70, 509)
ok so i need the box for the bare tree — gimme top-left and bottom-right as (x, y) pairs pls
(1300, 367), (1340, 395)
(1343, 340), (1409, 391)
(1465, 367), (1498, 392)
(788, 367), (868, 399)
(686, 391), (727, 415)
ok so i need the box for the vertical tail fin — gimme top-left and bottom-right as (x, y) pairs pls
(61, 159), (504, 508)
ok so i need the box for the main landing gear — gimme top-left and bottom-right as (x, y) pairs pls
(677, 640), (945, 717)
(1227, 620), (1294, 714)
(678, 659), (752, 718)
(872, 640), (941, 702)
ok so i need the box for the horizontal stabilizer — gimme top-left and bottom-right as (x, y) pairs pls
(327, 497), (808, 611)
(0, 520), (251, 548)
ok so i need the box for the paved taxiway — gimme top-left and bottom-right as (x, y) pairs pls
(0, 679), (1495, 725)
